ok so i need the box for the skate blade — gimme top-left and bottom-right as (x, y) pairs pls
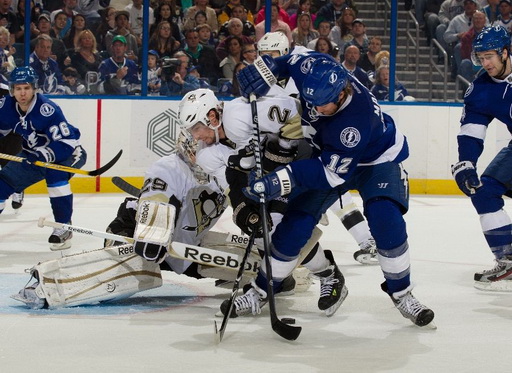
(10, 293), (45, 309)
(354, 254), (379, 265)
(474, 280), (512, 292)
(49, 241), (72, 251)
(324, 285), (349, 317)
(422, 321), (437, 330)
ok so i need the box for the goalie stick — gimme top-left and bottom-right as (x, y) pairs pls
(111, 176), (141, 197)
(214, 231), (256, 343)
(37, 218), (260, 275)
(0, 150), (123, 176)
(249, 93), (302, 341)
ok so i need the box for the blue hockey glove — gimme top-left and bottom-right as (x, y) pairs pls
(237, 55), (279, 99)
(243, 166), (295, 202)
(451, 161), (483, 196)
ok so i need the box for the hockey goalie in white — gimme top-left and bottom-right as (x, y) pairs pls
(11, 132), (263, 309)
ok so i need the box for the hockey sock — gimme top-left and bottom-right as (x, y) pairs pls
(366, 198), (411, 294)
(301, 243), (330, 273)
(48, 182), (73, 223)
(472, 176), (512, 258)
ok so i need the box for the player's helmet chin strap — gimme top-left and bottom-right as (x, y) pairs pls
(210, 109), (222, 144)
(496, 53), (511, 80)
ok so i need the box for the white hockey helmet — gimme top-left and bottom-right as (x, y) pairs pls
(257, 31), (290, 57)
(178, 88), (223, 131)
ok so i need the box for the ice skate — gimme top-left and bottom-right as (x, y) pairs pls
(48, 225), (73, 250)
(215, 273), (295, 295)
(382, 283), (435, 328)
(11, 192), (24, 211)
(474, 256), (512, 291)
(313, 250), (348, 317)
(11, 280), (47, 309)
(353, 238), (378, 265)
(220, 279), (267, 318)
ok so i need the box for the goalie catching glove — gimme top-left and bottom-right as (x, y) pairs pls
(133, 199), (176, 262)
(237, 55), (278, 99)
(243, 166), (296, 202)
(451, 161), (483, 196)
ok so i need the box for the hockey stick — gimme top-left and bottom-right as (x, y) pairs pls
(37, 218), (261, 275)
(111, 176), (141, 197)
(0, 150), (123, 176)
(249, 93), (302, 341)
(214, 231), (256, 343)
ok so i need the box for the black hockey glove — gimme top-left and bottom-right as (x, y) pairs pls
(262, 139), (298, 173)
(227, 143), (256, 172)
(134, 241), (167, 263)
(232, 200), (272, 238)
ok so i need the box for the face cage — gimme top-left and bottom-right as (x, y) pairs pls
(176, 133), (209, 184)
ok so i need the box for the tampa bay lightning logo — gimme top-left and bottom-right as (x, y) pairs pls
(329, 72), (338, 84)
(40, 103), (55, 117)
(300, 57), (315, 74)
(340, 127), (361, 148)
(43, 73), (58, 94)
(464, 83), (474, 98)
(0, 97), (5, 109)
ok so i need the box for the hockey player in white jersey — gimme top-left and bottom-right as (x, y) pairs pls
(179, 88), (348, 317)
(257, 31), (377, 265)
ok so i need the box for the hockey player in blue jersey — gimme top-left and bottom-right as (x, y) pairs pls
(232, 51), (435, 327)
(0, 67), (87, 250)
(451, 25), (512, 291)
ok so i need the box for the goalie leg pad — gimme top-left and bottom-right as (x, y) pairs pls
(24, 244), (162, 308)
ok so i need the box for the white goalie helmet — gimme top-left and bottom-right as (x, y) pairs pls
(257, 31), (290, 56)
(175, 130), (209, 184)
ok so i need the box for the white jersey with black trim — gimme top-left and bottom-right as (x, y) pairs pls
(139, 154), (228, 249)
(222, 95), (303, 149)
(195, 143), (234, 190)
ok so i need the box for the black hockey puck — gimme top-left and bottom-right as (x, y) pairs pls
(282, 318), (296, 324)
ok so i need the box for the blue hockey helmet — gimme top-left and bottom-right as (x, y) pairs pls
(471, 25), (511, 66)
(301, 59), (348, 107)
(9, 66), (38, 93)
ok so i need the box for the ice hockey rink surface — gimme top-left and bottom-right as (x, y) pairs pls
(1, 193), (510, 373)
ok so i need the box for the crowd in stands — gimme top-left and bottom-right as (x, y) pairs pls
(0, 0), (494, 99)
(414, 0), (512, 83)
